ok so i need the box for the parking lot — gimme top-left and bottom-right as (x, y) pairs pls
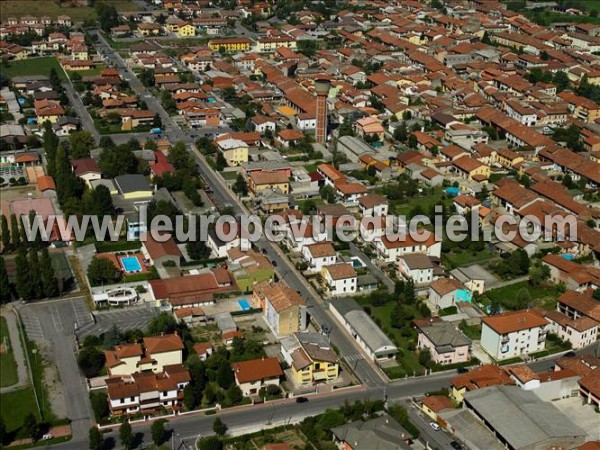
(21, 297), (92, 342)
(553, 396), (600, 441)
(77, 305), (160, 338)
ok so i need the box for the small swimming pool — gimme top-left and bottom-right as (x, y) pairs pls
(351, 257), (365, 268)
(121, 256), (142, 273)
(446, 187), (460, 196)
(561, 254), (575, 261)
(238, 299), (251, 311)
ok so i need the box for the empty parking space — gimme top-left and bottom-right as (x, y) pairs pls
(21, 314), (44, 341)
(49, 304), (64, 332)
(71, 299), (93, 328)
(78, 307), (160, 338)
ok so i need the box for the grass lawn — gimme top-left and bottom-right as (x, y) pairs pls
(0, 387), (39, 436)
(2, 56), (66, 81)
(304, 161), (325, 173)
(442, 248), (497, 269)
(483, 281), (562, 310)
(390, 187), (453, 217)
(221, 171), (239, 181)
(0, 317), (19, 388)
(0, 1), (139, 21)
(355, 299), (424, 377)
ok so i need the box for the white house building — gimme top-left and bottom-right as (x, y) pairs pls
(429, 278), (471, 310)
(322, 263), (357, 296)
(302, 242), (337, 272)
(232, 357), (283, 396)
(374, 234), (441, 263)
(481, 310), (549, 360)
(397, 253), (434, 286)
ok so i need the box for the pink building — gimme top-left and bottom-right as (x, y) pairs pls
(415, 318), (470, 366)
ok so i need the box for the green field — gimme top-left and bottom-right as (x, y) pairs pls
(0, 316), (18, 388)
(483, 281), (562, 310)
(442, 248), (496, 269)
(2, 56), (66, 81)
(0, 388), (39, 436)
(0, 1), (139, 22)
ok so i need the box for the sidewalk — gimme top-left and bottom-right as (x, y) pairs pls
(0, 307), (29, 394)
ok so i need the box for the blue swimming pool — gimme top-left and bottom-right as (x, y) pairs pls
(446, 187), (460, 196)
(121, 256), (142, 273)
(561, 254), (575, 261)
(238, 299), (251, 311)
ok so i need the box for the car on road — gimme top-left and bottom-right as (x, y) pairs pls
(271, 260), (277, 267)
(295, 397), (308, 403)
(564, 351), (576, 358)
(456, 367), (469, 373)
(429, 422), (440, 431)
(450, 441), (462, 450)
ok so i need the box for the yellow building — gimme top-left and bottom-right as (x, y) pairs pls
(290, 341), (339, 386)
(248, 171), (290, 195)
(253, 281), (307, 337)
(104, 334), (184, 376)
(137, 23), (161, 36)
(208, 37), (252, 52)
(216, 137), (249, 166)
(453, 156), (490, 181)
(114, 174), (153, 200)
(178, 23), (196, 37)
(493, 147), (524, 169)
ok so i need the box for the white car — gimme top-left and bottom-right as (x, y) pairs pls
(429, 422), (440, 431)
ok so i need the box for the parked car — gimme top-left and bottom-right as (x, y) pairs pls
(429, 422), (440, 431)
(457, 367), (469, 374)
(564, 351), (576, 358)
(450, 441), (462, 450)
(295, 397), (308, 403)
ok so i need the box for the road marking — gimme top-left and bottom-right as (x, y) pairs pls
(22, 316), (44, 340)
(344, 354), (364, 362)
(50, 305), (63, 331)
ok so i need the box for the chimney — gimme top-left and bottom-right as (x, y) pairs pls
(314, 79), (330, 145)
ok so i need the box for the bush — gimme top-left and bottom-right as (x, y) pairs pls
(90, 391), (109, 423)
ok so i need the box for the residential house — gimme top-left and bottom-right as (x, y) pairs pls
(302, 242), (336, 272)
(216, 137), (249, 166)
(331, 414), (413, 450)
(322, 263), (357, 296)
(481, 310), (549, 360)
(232, 357), (283, 396)
(281, 333), (339, 386)
(429, 278), (472, 310)
(104, 333), (184, 376)
(415, 318), (471, 366)
(252, 281), (307, 336)
(248, 171), (290, 195)
(398, 253), (434, 286)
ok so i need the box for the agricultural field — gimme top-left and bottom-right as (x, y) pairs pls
(2, 56), (66, 81)
(0, 1), (139, 21)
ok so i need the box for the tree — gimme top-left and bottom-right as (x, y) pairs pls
(338, 118), (354, 137)
(232, 173), (248, 196)
(225, 384), (243, 406)
(90, 391), (109, 422)
(9, 214), (20, 248)
(87, 256), (121, 286)
(152, 113), (162, 128)
(15, 247), (32, 300)
(215, 152), (227, 171)
(28, 248), (43, 299)
(69, 131), (95, 159)
(216, 360), (233, 389)
(186, 235), (211, 261)
(592, 289), (600, 301)
(319, 185), (337, 203)
(1, 214), (10, 251)
(147, 312), (178, 335)
(390, 303), (404, 328)
(161, 91), (177, 114)
(0, 256), (11, 303)
(96, 2), (119, 32)
(483, 125), (498, 140)
(408, 133), (418, 149)
(77, 346), (106, 378)
(102, 324), (121, 349)
(23, 413), (40, 442)
(139, 69), (155, 88)
(89, 426), (103, 450)
(98, 144), (138, 178)
(213, 417), (228, 436)
(393, 123), (408, 142)
(183, 383), (197, 410)
(151, 419), (167, 446)
(516, 288), (531, 309)
(418, 348), (432, 368)
(119, 420), (134, 450)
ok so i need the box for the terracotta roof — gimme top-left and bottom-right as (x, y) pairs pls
(422, 395), (453, 412)
(557, 290), (600, 322)
(143, 334), (184, 355)
(37, 175), (56, 192)
(451, 364), (514, 392)
(232, 357), (283, 384)
(482, 310), (548, 335)
(249, 171), (289, 186)
(193, 342), (213, 356)
(143, 233), (182, 260)
(358, 193), (387, 209)
(579, 367), (600, 397)
(506, 365), (539, 384)
(323, 263), (356, 280)
(430, 277), (464, 296)
(306, 242), (336, 258)
(253, 281), (305, 312)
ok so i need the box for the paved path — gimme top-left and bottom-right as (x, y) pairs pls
(0, 308), (29, 393)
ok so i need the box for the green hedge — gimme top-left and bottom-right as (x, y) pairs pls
(95, 240), (141, 253)
(180, 256), (227, 267)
